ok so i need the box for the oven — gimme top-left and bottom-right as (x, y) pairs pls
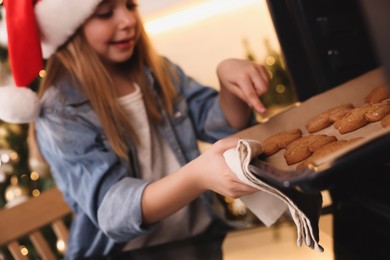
(262, 0), (390, 259)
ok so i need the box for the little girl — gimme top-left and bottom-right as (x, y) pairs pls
(3, 0), (269, 259)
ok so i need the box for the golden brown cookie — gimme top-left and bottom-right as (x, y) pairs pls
(364, 84), (389, 103)
(365, 101), (390, 122)
(297, 138), (363, 169)
(284, 135), (319, 152)
(305, 113), (330, 134)
(262, 128), (302, 156)
(284, 134), (337, 165)
(381, 114), (390, 128)
(277, 129), (303, 149)
(305, 104), (354, 133)
(328, 105), (354, 122)
(284, 145), (311, 166)
(309, 135), (338, 151)
(262, 141), (279, 157)
(333, 104), (371, 134)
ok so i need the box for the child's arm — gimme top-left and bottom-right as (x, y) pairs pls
(140, 137), (257, 224)
(217, 58), (270, 129)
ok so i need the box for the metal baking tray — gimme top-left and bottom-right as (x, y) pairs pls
(248, 132), (390, 193)
(234, 68), (390, 193)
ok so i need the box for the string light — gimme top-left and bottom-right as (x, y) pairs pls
(1, 153), (10, 164)
(265, 56), (276, 66)
(39, 70), (47, 78)
(56, 239), (66, 254)
(30, 171), (40, 181)
(20, 246), (29, 256)
(32, 189), (40, 197)
(0, 126), (7, 138)
(276, 84), (286, 94)
(9, 151), (19, 162)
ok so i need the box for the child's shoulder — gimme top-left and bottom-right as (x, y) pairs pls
(42, 76), (86, 107)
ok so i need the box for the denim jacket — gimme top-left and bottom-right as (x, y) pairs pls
(35, 60), (244, 259)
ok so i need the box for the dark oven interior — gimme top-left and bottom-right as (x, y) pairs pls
(266, 0), (380, 100)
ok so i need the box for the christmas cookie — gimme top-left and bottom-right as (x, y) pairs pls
(284, 134), (337, 165)
(365, 100), (390, 122)
(364, 84), (389, 103)
(297, 138), (363, 169)
(333, 104), (371, 134)
(262, 128), (302, 156)
(381, 114), (390, 128)
(305, 103), (354, 133)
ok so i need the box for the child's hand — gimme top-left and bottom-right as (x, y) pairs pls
(217, 58), (270, 114)
(141, 137), (257, 224)
(187, 137), (258, 199)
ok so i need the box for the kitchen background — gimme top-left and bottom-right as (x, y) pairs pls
(138, 0), (280, 88)
(0, 1), (333, 259)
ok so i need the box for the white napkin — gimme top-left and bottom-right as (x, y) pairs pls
(223, 139), (324, 252)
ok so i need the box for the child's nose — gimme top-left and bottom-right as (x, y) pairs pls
(117, 8), (137, 28)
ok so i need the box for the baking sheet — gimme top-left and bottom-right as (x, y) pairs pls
(234, 68), (390, 191)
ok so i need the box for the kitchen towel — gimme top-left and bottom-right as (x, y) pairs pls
(223, 139), (324, 252)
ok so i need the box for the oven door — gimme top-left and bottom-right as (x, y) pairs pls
(266, 0), (379, 101)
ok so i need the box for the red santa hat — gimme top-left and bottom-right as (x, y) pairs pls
(0, 0), (102, 123)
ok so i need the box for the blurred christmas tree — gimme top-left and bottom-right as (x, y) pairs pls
(0, 0), (54, 213)
(0, 122), (55, 209)
(0, 4), (61, 259)
(243, 38), (298, 115)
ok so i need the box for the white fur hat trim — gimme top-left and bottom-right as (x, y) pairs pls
(0, 0), (102, 123)
(35, 0), (102, 58)
(0, 86), (41, 124)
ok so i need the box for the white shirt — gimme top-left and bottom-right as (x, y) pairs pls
(118, 84), (212, 250)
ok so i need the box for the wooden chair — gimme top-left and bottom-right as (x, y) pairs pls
(0, 187), (73, 260)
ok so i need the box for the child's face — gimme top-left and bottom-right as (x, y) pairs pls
(82, 0), (140, 65)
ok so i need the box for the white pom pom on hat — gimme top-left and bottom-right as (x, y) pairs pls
(0, 0), (102, 124)
(0, 87), (41, 123)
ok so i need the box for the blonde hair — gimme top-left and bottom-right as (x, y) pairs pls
(37, 13), (178, 159)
